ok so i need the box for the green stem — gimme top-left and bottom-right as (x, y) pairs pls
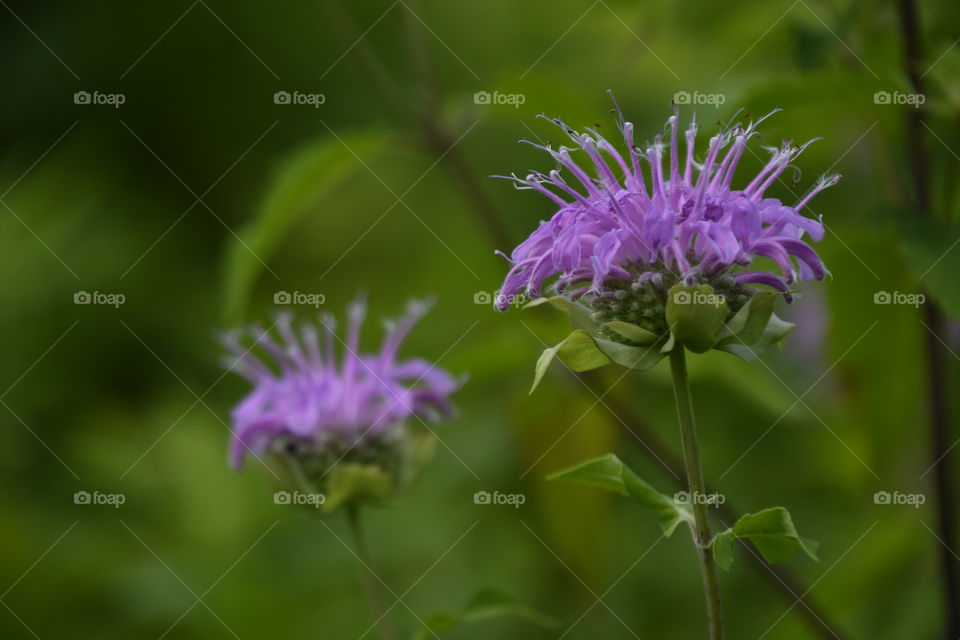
(346, 505), (398, 640)
(669, 347), (724, 639)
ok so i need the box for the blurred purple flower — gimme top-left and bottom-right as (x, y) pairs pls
(222, 298), (459, 470)
(494, 101), (838, 318)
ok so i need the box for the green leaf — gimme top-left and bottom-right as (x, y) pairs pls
(716, 314), (795, 363)
(548, 454), (692, 536)
(322, 463), (394, 513)
(594, 337), (669, 371)
(526, 297), (669, 377)
(220, 133), (386, 324)
(601, 320), (660, 345)
(665, 284), (729, 353)
(530, 330), (611, 393)
(410, 589), (557, 640)
(716, 292), (780, 346)
(711, 529), (736, 571)
(731, 507), (819, 564)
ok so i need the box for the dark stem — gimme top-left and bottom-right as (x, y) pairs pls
(894, 1), (960, 637)
(669, 348), (724, 639)
(346, 505), (398, 640)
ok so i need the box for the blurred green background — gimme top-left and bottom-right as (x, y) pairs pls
(1, 0), (958, 638)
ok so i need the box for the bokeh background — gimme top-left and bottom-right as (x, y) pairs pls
(1, 1), (958, 638)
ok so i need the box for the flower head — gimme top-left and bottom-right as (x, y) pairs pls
(495, 99), (837, 336)
(222, 298), (459, 471)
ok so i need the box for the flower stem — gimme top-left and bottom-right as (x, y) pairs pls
(669, 347), (724, 639)
(346, 505), (398, 640)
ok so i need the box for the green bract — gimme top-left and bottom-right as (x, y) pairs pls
(271, 428), (436, 515)
(526, 287), (795, 392)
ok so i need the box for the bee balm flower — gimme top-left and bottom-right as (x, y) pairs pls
(222, 298), (459, 473)
(495, 102), (837, 340)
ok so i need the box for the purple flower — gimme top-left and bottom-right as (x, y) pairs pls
(495, 101), (838, 332)
(222, 298), (459, 470)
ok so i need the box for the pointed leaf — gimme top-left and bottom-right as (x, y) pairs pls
(601, 320), (660, 345)
(594, 337), (669, 371)
(716, 292), (780, 346)
(732, 507), (819, 563)
(548, 454), (692, 536)
(709, 507), (817, 570)
(546, 453), (629, 496)
(716, 314), (795, 363)
(531, 330), (612, 393)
